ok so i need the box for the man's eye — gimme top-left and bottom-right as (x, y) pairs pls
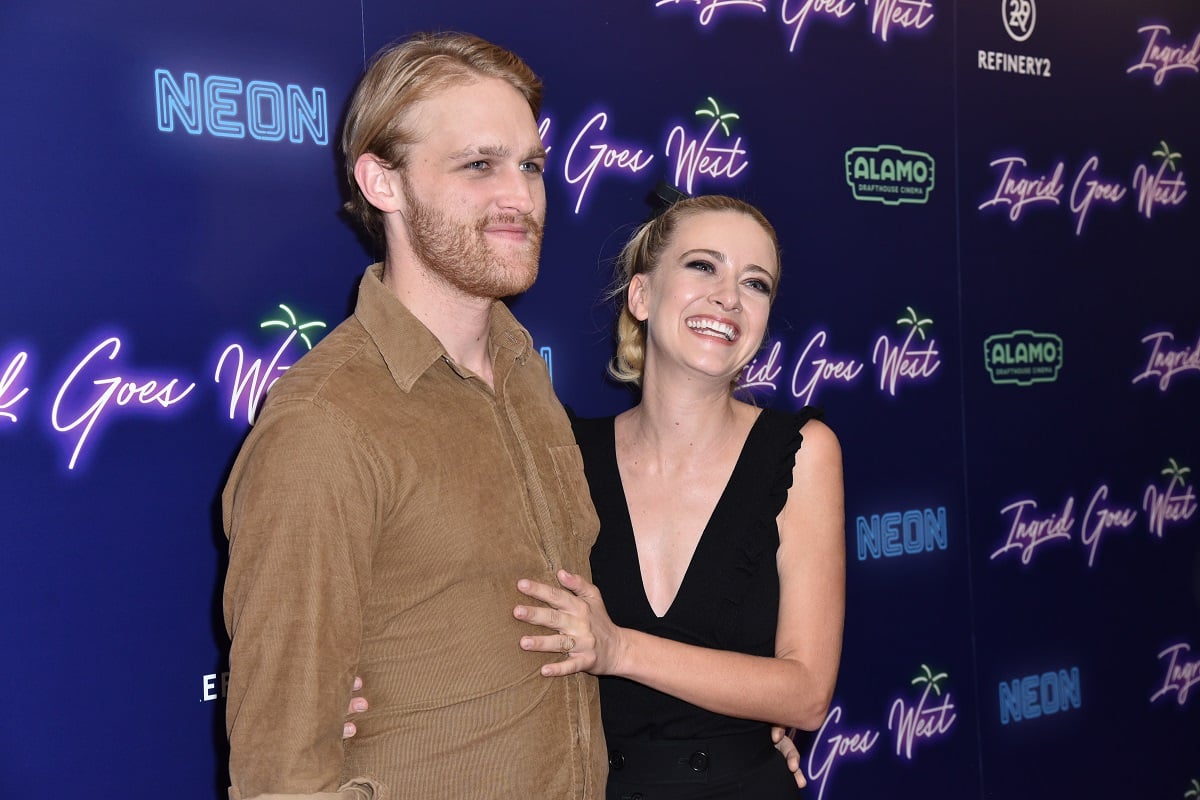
(467, 160), (489, 170)
(520, 161), (544, 174)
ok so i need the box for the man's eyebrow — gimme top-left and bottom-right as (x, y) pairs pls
(446, 144), (546, 161)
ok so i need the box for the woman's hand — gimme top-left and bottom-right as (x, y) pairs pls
(771, 725), (807, 788)
(514, 569), (627, 677)
(342, 675), (368, 739)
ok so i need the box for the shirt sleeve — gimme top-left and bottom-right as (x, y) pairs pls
(222, 398), (381, 798)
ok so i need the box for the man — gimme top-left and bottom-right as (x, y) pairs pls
(222, 32), (604, 799)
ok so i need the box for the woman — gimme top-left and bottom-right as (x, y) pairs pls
(513, 194), (846, 798)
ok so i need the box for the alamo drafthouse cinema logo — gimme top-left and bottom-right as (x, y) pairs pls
(844, 145), (936, 205)
(984, 330), (1063, 385)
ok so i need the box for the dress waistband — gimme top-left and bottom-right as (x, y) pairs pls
(605, 728), (776, 786)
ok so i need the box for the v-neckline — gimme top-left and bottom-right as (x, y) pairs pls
(610, 409), (767, 619)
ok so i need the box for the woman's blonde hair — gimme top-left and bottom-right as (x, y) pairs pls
(340, 32), (543, 247)
(608, 194), (781, 386)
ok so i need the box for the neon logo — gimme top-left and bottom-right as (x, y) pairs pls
(0, 351), (31, 423)
(873, 306), (941, 396)
(1127, 25), (1200, 86)
(562, 112), (655, 214)
(983, 330), (1063, 386)
(1134, 141), (1188, 220)
(540, 346), (553, 382)
(991, 495), (1074, 565)
(51, 337), (196, 470)
(845, 145), (935, 205)
(155, 69), (328, 145)
(1187, 779), (1200, 799)
(1002, 0), (1035, 42)
(806, 705), (879, 800)
(999, 667), (1082, 724)
(666, 97), (750, 194)
(791, 331), (864, 403)
(978, 156), (1064, 222)
(1142, 458), (1198, 539)
(856, 507), (947, 560)
(654, 0), (932, 54)
(1132, 330), (1200, 392)
(214, 304), (326, 425)
(1151, 642), (1200, 707)
(888, 665), (956, 759)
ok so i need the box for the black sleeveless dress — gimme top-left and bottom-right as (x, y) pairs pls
(571, 406), (821, 799)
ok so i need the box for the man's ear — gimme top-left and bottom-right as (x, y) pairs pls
(628, 273), (650, 322)
(353, 154), (405, 215)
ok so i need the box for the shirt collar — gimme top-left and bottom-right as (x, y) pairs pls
(354, 263), (533, 392)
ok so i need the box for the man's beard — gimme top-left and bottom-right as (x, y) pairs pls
(402, 182), (543, 300)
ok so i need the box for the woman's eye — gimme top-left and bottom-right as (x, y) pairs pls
(747, 279), (771, 293)
(687, 260), (715, 273)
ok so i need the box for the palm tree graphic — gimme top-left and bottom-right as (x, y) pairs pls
(261, 304), (327, 350)
(896, 306), (934, 341)
(1161, 458), (1192, 490)
(1152, 141), (1182, 172)
(911, 664), (949, 696)
(1184, 778), (1200, 799)
(695, 96), (740, 136)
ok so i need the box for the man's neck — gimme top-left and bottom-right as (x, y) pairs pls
(381, 258), (496, 388)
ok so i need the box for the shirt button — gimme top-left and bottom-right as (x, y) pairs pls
(688, 751), (710, 772)
(608, 750), (625, 770)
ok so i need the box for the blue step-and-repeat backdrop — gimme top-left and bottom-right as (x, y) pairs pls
(2, 1), (1197, 797)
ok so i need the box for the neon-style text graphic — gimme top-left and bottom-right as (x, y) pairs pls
(887, 665), (956, 759)
(51, 337), (196, 470)
(1132, 331), (1200, 392)
(856, 507), (947, 560)
(981, 145), (1187, 233)
(806, 705), (879, 800)
(1080, 484), (1138, 568)
(867, 0), (934, 43)
(1127, 25), (1200, 86)
(1150, 642), (1200, 706)
(741, 340), (784, 391)
(666, 98), (750, 194)
(991, 497), (1075, 565)
(872, 307), (941, 396)
(656, 0), (932, 53)
(999, 667), (1082, 724)
(1068, 155), (1126, 236)
(655, 0), (767, 27)
(215, 305), (326, 425)
(1142, 459), (1198, 539)
(1132, 143), (1188, 219)
(791, 331), (864, 405)
(780, 0), (857, 53)
(155, 69), (328, 145)
(562, 112), (655, 214)
(993, 463), (1194, 569)
(0, 351), (31, 423)
(978, 156), (1064, 222)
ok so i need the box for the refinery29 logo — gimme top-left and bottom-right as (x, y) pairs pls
(845, 145), (935, 205)
(984, 330), (1063, 385)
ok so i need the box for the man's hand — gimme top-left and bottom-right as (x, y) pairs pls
(772, 726), (807, 788)
(343, 676), (368, 739)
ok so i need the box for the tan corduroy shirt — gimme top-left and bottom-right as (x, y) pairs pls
(222, 264), (605, 800)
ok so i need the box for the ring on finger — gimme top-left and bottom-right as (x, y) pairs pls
(560, 635), (576, 654)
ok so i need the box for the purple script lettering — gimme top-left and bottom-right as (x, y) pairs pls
(991, 497), (1075, 565)
(51, 337), (195, 470)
